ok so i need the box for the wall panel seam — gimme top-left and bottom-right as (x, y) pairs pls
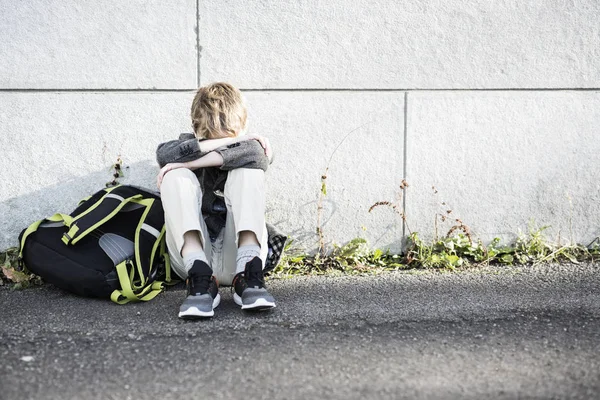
(1, 88), (599, 93)
(402, 91), (408, 240)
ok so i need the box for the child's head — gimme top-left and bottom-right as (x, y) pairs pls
(190, 82), (247, 139)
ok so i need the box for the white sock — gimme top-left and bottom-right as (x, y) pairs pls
(183, 250), (209, 274)
(236, 244), (261, 274)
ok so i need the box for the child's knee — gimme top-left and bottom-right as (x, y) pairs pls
(227, 168), (265, 182)
(225, 169), (265, 196)
(161, 168), (200, 190)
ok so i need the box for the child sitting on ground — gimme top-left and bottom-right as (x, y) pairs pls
(155, 82), (279, 319)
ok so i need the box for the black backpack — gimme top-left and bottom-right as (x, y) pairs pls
(18, 185), (174, 304)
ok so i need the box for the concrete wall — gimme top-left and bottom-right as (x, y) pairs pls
(1, 0), (599, 252)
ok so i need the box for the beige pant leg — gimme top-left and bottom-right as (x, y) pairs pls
(214, 168), (268, 285)
(160, 168), (211, 280)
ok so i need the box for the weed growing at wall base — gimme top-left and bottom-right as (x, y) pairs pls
(273, 228), (600, 277)
(2, 230), (599, 288)
(0, 247), (43, 289)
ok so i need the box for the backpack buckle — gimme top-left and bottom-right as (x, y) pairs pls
(61, 232), (73, 245)
(61, 223), (79, 245)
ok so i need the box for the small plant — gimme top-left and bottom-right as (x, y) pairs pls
(430, 185), (475, 243)
(317, 122), (373, 257)
(405, 232), (513, 269)
(368, 179), (412, 235)
(0, 247), (42, 289)
(106, 155), (125, 187)
(402, 220), (599, 270)
(275, 237), (406, 277)
(513, 223), (553, 263)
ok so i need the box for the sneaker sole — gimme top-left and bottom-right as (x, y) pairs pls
(233, 293), (276, 310)
(178, 294), (221, 319)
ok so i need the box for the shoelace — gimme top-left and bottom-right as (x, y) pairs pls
(189, 273), (212, 295)
(246, 265), (265, 289)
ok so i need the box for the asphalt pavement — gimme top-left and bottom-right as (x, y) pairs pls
(1, 263), (599, 400)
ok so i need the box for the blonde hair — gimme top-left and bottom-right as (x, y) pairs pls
(190, 82), (247, 139)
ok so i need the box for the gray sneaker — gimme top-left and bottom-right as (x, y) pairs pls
(232, 257), (276, 310)
(178, 260), (220, 319)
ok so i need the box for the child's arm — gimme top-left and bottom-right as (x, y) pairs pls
(213, 140), (270, 171)
(197, 134), (270, 154)
(156, 140), (271, 189)
(156, 134), (271, 170)
(197, 137), (238, 153)
(156, 151), (224, 188)
(156, 136), (209, 168)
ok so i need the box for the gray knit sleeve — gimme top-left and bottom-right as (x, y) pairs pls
(156, 135), (208, 168)
(156, 134), (270, 171)
(214, 140), (270, 172)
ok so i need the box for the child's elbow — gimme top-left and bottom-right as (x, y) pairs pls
(156, 144), (169, 168)
(256, 155), (270, 172)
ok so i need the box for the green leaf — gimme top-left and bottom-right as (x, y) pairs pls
(562, 252), (579, 264)
(321, 182), (327, 195)
(373, 249), (383, 260)
(445, 254), (460, 266)
(1, 265), (30, 283)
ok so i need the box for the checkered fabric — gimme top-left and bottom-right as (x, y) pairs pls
(264, 223), (288, 273)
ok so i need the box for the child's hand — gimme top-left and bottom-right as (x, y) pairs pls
(239, 134), (272, 158)
(156, 162), (188, 189)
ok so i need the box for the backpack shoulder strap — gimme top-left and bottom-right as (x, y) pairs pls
(110, 260), (165, 304)
(18, 213), (74, 268)
(110, 197), (171, 304)
(129, 196), (166, 287)
(62, 185), (144, 245)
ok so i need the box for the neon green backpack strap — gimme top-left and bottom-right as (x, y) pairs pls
(110, 260), (165, 304)
(160, 239), (176, 285)
(61, 185), (143, 245)
(110, 193), (173, 304)
(18, 213), (74, 266)
(129, 197), (162, 288)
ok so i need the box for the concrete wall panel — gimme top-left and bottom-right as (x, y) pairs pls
(405, 91), (600, 245)
(200, 0), (600, 89)
(0, 92), (195, 248)
(0, 91), (404, 251)
(244, 92), (405, 252)
(0, 1), (197, 89)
